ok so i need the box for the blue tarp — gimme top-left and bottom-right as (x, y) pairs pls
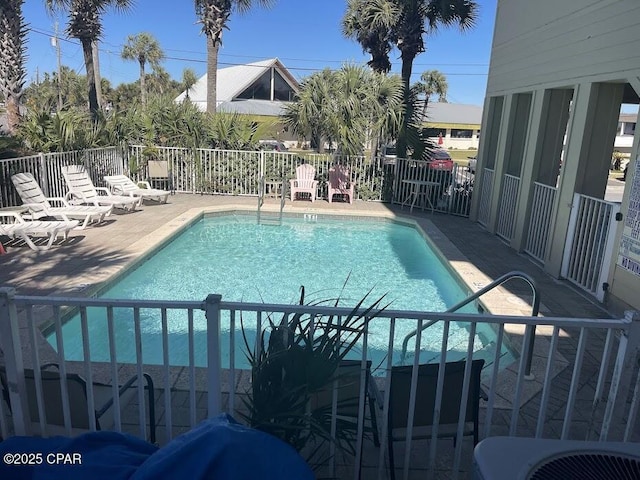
(0, 414), (314, 480)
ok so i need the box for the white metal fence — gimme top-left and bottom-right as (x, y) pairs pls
(525, 182), (557, 263)
(562, 194), (621, 301)
(1, 145), (475, 217)
(496, 174), (521, 241)
(0, 147), (124, 207)
(1, 288), (639, 480)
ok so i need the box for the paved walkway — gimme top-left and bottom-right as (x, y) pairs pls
(0, 194), (636, 479)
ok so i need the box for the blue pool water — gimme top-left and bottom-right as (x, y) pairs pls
(51, 215), (509, 367)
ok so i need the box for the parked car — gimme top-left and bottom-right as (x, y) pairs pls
(381, 144), (397, 165)
(258, 140), (288, 152)
(467, 156), (477, 174)
(425, 149), (454, 171)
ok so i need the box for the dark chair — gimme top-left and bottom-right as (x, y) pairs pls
(0, 364), (156, 443)
(387, 359), (485, 480)
(310, 360), (381, 454)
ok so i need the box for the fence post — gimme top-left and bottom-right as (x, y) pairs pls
(204, 294), (223, 418)
(0, 288), (31, 435)
(601, 310), (640, 440)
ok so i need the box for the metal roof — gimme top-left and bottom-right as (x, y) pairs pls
(174, 58), (299, 114)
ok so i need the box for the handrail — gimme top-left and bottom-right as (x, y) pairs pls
(399, 271), (541, 374)
(257, 176), (265, 224)
(279, 177), (286, 221)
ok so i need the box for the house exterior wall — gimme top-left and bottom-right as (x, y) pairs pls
(487, 0), (640, 96)
(482, 0), (640, 312)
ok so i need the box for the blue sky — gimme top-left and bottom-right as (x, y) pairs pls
(22, 0), (497, 106)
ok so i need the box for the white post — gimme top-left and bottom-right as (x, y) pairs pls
(0, 288), (31, 435)
(205, 294), (222, 417)
(601, 310), (640, 440)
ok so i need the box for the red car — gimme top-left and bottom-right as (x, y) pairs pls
(426, 149), (454, 171)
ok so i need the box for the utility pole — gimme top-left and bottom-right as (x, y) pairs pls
(52, 23), (62, 112)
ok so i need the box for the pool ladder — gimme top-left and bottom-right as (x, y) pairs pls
(257, 176), (287, 226)
(399, 270), (540, 376)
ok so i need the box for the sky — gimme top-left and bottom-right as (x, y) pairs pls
(21, 0), (497, 106)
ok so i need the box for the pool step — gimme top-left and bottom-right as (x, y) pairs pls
(258, 213), (282, 226)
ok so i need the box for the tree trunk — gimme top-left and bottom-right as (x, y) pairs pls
(397, 51), (415, 159)
(81, 39), (99, 119)
(139, 61), (147, 106)
(5, 94), (21, 135)
(206, 35), (218, 114)
(92, 41), (103, 109)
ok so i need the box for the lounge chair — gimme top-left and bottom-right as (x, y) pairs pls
(61, 165), (139, 211)
(103, 175), (170, 204)
(0, 364), (156, 443)
(386, 359), (485, 480)
(327, 165), (355, 204)
(11, 172), (112, 229)
(290, 164), (318, 202)
(0, 210), (79, 251)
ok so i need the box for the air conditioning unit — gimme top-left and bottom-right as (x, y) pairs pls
(473, 437), (640, 480)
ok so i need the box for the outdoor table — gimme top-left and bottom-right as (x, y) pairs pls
(400, 180), (440, 213)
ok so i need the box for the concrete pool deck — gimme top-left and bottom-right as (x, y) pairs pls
(0, 194), (630, 478)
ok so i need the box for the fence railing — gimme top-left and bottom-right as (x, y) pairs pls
(496, 174), (521, 241)
(525, 182), (557, 264)
(1, 288), (639, 480)
(0, 147), (124, 207)
(0, 145), (475, 217)
(561, 193), (620, 301)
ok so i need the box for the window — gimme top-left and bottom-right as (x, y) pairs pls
(236, 68), (296, 102)
(237, 71), (271, 100)
(623, 122), (636, 136)
(451, 129), (473, 138)
(424, 128), (446, 137)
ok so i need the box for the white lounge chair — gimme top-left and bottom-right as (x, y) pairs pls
(11, 172), (112, 229)
(103, 175), (170, 204)
(61, 165), (139, 212)
(0, 210), (79, 251)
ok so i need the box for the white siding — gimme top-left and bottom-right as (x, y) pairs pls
(487, 0), (640, 95)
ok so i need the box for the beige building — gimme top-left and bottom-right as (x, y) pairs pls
(471, 0), (640, 312)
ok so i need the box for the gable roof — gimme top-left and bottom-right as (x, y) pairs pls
(175, 58), (299, 114)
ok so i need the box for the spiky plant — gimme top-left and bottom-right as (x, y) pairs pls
(0, 0), (27, 135)
(241, 286), (388, 468)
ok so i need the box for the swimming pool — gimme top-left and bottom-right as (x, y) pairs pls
(50, 214), (511, 367)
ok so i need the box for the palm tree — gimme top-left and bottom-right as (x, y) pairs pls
(181, 68), (198, 102)
(342, 0), (478, 158)
(342, 0), (398, 74)
(413, 69), (447, 120)
(194, 0), (274, 114)
(281, 65), (404, 156)
(45, 0), (134, 119)
(121, 32), (164, 106)
(0, 0), (27, 134)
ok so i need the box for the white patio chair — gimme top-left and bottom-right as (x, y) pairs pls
(290, 164), (318, 202)
(61, 165), (139, 212)
(11, 173), (112, 229)
(103, 175), (170, 204)
(0, 210), (79, 251)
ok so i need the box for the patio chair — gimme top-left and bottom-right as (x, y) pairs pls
(148, 160), (174, 194)
(290, 164), (318, 202)
(0, 364), (156, 443)
(327, 165), (355, 204)
(0, 210), (79, 251)
(11, 172), (112, 229)
(103, 174), (170, 205)
(61, 165), (139, 212)
(386, 359), (485, 480)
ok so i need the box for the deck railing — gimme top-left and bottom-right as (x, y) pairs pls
(1, 288), (639, 479)
(496, 174), (521, 241)
(525, 182), (557, 264)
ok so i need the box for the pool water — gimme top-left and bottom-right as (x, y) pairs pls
(51, 215), (511, 368)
